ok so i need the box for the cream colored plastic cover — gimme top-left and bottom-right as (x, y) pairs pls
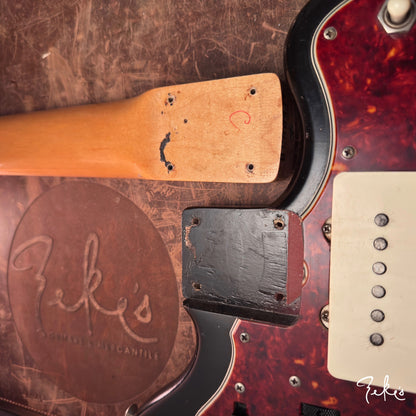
(328, 172), (416, 393)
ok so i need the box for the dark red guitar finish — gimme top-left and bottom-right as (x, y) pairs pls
(200, 0), (416, 415)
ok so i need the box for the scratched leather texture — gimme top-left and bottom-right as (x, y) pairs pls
(0, 0), (307, 415)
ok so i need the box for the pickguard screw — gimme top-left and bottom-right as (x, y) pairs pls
(342, 145), (356, 159)
(289, 376), (301, 387)
(322, 218), (332, 241)
(324, 26), (338, 40)
(235, 382), (246, 393)
(320, 305), (330, 329)
(240, 332), (250, 343)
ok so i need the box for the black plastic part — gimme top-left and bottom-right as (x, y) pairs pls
(232, 402), (249, 416)
(138, 308), (235, 415)
(301, 403), (341, 416)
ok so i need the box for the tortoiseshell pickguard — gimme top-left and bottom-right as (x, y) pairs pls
(201, 0), (416, 415)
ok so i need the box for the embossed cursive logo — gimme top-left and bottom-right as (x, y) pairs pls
(11, 232), (157, 344)
(356, 375), (406, 404)
(7, 181), (179, 403)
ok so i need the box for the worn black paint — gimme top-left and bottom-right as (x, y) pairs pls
(182, 208), (301, 325)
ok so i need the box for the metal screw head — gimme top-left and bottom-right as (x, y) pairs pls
(370, 333), (384, 346)
(289, 376), (301, 387)
(235, 382), (246, 393)
(341, 145), (356, 159)
(324, 26), (338, 40)
(372, 285), (386, 298)
(374, 213), (389, 227)
(371, 309), (385, 322)
(239, 332), (250, 343)
(320, 305), (330, 329)
(372, 262), (387, 275)
(373, 237), (388, 251)
(322, 218), (332, 241)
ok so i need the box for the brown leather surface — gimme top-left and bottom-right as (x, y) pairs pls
(0, 1), (307, 415)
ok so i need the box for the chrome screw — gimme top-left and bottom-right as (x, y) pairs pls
(324, 26), (338, 40)
(342, 145), (356, 159)
(235, 382), (246, 394)
(322, 218), (332, 241)
(320, 305), (330, 329)
(240, 332), (250, 343)
(289, 376), (301, 387)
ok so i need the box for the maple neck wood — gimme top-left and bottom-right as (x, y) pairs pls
(0, 74), (283, 183)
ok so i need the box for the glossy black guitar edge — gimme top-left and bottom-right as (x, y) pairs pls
(283, 0), (340, 216)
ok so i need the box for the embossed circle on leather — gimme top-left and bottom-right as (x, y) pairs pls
(8, 181), (179, 403)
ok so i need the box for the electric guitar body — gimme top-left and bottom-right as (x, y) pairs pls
(0, 2), (304, 415)
(141, 0), (416, 414)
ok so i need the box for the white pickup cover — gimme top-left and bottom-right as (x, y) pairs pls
(328, 172), (416, 393)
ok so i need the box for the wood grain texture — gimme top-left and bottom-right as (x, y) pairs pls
(0, 0), (307, 415)
(0, 74), (283, 183)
